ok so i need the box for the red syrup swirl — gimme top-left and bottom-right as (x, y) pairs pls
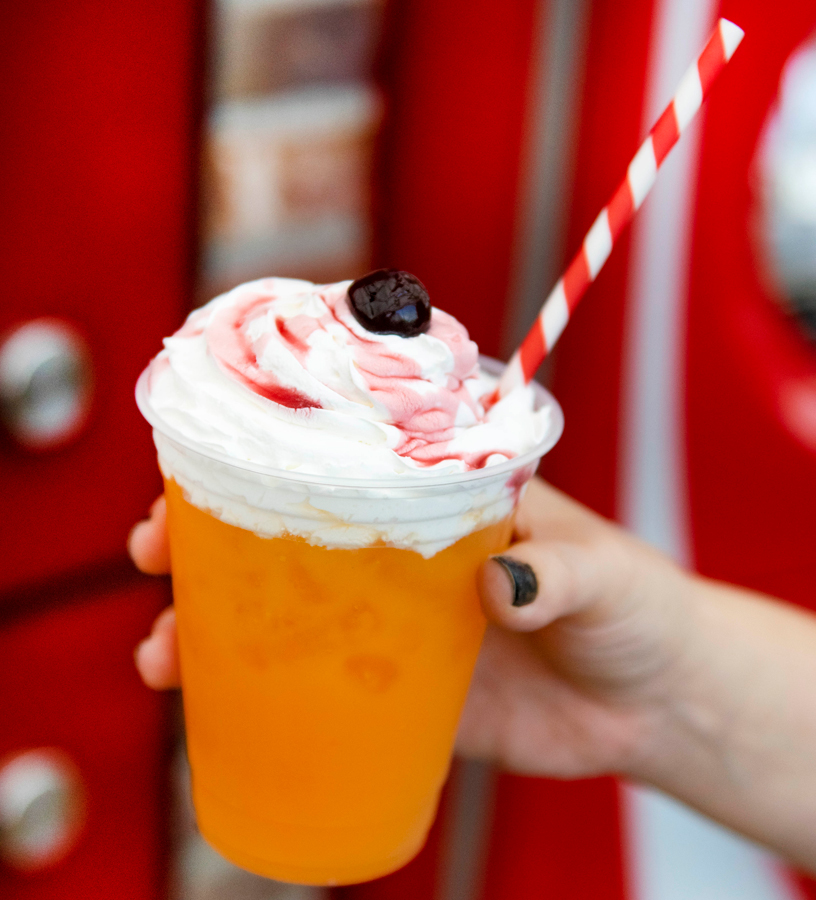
(207, 293), (321, 411)
(275, 316), (311, 354)
(321, 290), (496, 467)
(401, 442), (516, 471)
(201, 280), (521, 470)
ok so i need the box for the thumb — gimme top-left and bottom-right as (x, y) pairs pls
(477, 536), (627, 633)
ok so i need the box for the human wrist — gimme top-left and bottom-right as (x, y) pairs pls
(621, 577), (791, 815)
(613, 567), (724, 786)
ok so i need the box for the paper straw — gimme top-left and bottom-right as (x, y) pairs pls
(495, 17), (744, 400)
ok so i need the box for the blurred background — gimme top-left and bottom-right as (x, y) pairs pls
(1, 1), (816, 899)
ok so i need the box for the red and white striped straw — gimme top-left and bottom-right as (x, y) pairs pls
(495, 17), (744, 400)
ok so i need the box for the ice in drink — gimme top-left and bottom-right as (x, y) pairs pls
(137, 272), (562, 884)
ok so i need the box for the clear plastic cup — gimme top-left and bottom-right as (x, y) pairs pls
(136, 358), (562, 885)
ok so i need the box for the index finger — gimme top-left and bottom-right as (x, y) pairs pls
(128, 495), (171, 575)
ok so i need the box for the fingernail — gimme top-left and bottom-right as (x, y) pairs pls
(493, 556), (538, 607)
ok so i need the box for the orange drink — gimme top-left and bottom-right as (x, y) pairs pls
(164, 475), (515, 884)
(136, 267), (564, 888)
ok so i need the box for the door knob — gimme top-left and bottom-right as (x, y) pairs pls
(0, 318), (94, 450)
(0, 748), (86, 872)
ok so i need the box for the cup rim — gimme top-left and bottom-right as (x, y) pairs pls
(135, 355), (563, 489)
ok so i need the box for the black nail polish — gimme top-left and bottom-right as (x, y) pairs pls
(493, 556), (538, 607)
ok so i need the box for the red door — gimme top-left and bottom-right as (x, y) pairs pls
(0, 2), (203, 896)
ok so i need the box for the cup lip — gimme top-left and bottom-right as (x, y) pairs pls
(135, 355), (563, 489)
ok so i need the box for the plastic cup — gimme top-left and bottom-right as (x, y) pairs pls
(136, 358), (562, 886)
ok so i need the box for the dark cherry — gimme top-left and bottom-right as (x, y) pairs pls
(347, 269), (431, 337)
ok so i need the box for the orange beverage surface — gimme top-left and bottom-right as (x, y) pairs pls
(164, 477), (514, 885)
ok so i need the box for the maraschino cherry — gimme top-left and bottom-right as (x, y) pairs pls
(347, 269), (431, 337)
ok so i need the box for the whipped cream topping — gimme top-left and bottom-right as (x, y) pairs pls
(139, 277), (562, 555)
(143, 277), (551, 480)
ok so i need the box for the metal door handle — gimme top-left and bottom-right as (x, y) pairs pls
(0, 318), (94, 450)
(0, 748), (86, 871)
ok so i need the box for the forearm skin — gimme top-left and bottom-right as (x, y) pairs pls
(630, 575), (816, 872)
